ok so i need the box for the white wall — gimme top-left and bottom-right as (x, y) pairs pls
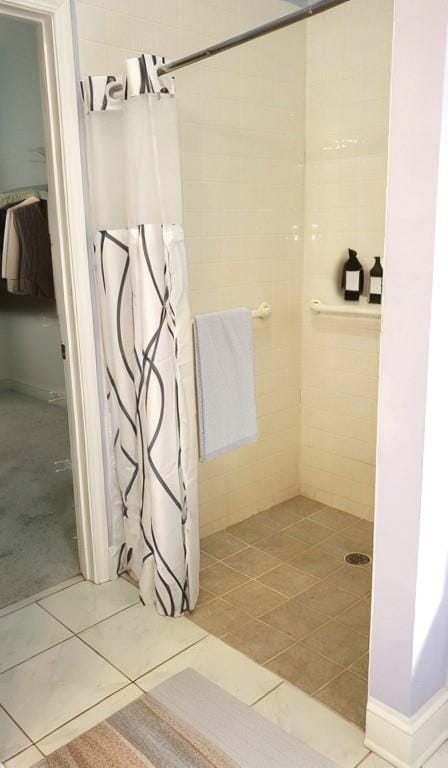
(369, 0), (448, 723)
(76, 0), (305, 536)
(0, 294), (65, 397)
(0, 17), (46, 189)
(299, 0), (393, 520)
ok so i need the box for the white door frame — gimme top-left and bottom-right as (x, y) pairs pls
(0, 0), (110, 583)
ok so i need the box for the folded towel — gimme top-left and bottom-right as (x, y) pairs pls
(193, 308), (257, 461)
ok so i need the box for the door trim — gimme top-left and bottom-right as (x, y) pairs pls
(0, 0), (110, 582)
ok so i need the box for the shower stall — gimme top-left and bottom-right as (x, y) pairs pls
(78, 0), (393, 730)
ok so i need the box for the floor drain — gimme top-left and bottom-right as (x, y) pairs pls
(345, 552), (371, 566)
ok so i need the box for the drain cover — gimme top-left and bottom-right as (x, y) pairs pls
(345, 552), (371, 566)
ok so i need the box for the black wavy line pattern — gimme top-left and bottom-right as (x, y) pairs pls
(97, 224), (192, 617)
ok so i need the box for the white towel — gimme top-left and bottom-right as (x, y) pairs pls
(193, 307), (257, 462)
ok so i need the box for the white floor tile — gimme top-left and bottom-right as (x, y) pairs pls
(0, 576), (83, 622)
(4, 746), (43, 768)
(137, 635), (282, 706)
(0, 604), (71, 674)
(358, 755), (393, 767)
(424, 740), (448, 766)
(79, 602), (206, 680)
(37, 684), (142, 755)
(39, 578), (140, 633)
(253, 681), (370, 768)
(0, 637), (128, 742)
(0, 709), (31, 763)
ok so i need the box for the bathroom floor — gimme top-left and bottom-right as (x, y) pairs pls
(0, 389), (79, 609)
(190, 496), (373, 729)
(1, 574), (447, 768)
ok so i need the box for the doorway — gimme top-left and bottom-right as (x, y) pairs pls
(0, 0), (110, 607)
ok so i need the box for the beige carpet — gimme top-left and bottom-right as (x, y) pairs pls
(38, 669), (338, 767)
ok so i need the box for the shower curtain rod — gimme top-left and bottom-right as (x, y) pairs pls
(157, 0), (351, 77)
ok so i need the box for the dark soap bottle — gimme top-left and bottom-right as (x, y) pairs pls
(341, 248), (364, 301)
(369, 257), (383, 304)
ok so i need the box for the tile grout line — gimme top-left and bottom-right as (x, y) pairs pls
(0, 635), (74, 677)
(33, 683), (138, 751)
(197, 507), (372, 731)
(133, 635), (210, 689)
(37, 597), (141, 637)
(5, 742), (46, 764)
(0, 575), (84, 622)
(0, 701), (34, 755)
(1, 599), (208, 750)
(248, 681), (284, 708)
(0, 589), (142, 679)
(34, 634), (211, 752)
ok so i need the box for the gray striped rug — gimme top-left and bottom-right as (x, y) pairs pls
(38, 669), (338, 767)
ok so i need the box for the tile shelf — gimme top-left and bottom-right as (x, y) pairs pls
(310, 299), (381, 319)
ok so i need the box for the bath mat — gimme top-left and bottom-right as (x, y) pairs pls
(37, 669), (338, 767)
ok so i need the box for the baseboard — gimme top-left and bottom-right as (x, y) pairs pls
(0, 377), (65, 405)
(365, 688), (448, 768)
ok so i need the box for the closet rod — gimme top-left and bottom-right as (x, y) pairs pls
(157, 0), (351, 77)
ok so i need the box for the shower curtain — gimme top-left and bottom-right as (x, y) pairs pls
(81, 54), (199, 616)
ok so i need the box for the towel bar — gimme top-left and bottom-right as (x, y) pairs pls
(310, 299), (381, 319)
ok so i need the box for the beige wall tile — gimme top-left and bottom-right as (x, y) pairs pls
(75, 0), (392, 532)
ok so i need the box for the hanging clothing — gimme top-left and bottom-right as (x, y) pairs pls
(13, 200), (54, 298)
(1, 195), (40, 293)
(82, 55), (199, 617)
(1, 196), (53, 298)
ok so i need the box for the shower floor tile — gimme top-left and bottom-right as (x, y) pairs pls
(190, 495), (373, 729)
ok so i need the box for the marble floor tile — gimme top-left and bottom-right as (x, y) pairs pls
(0, 576), (84, 622)
(224, 619), (294, 664)
(39, 578), (140, 633)
(80, 602), (206, 679)
(199, 562), (249, 596)
(302, 619), (369, 667)
(136, 635), (282, 705)
(289, 546), (343, 579)
(0, 604), (71, 674)
(253, 682), (369, 768)
(358, 754), (393, 767)
(224, 580), (286, 618)
(0, 637), (127, 742)
(266, 643), (343, 694)
(261, 596), (329, 640)
(4, 746), (43, 768)
(37, 684), (142, 755)
(256, 532), (309, 561)
(296, 580), (359, 618)
(188, 598), (251, 637)
(0, 708), (31, 763)
(223, 546), (279, 578)
(257, 563), (318, 597)
(315, 670), (368, 729)
(201, 532), (246, 559)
